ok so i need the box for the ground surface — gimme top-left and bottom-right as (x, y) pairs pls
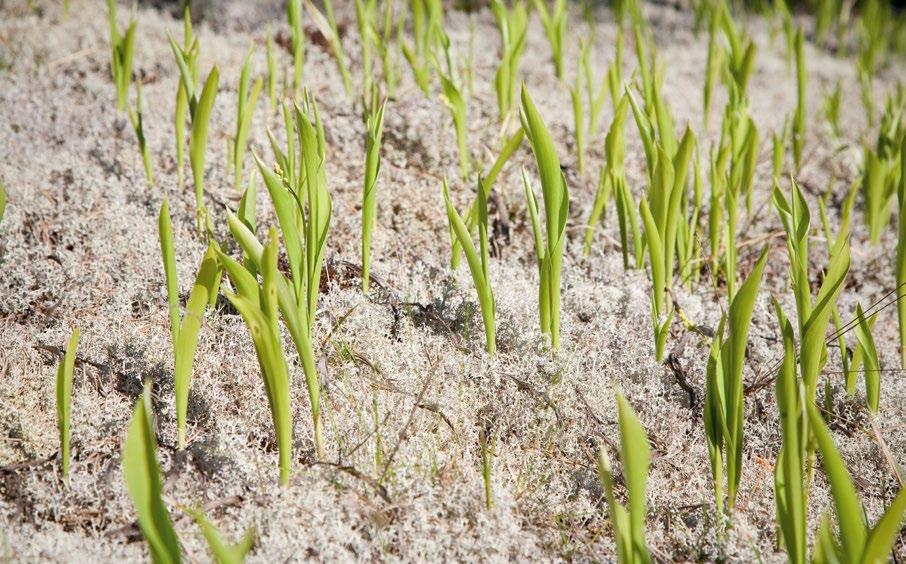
(1, 0), (905, 561)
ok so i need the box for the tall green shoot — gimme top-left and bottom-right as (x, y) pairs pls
(287, 0), (304, 96)
(792, 28), (806, 172)
(596, 390), (652, 564)
(362, 98), (387, 293)
(122, 383), (182, 563)
(437, 37), (470, 180)
(584, 95), (629, 255)
(235, 93), (331, 458)
(265, 25), (278, 113)
(218, 230), (294, 485)
(56, 329), (80, 481)
(704, 246), (768, 512)
(773, 301), (807, 564)
(233, 46), (263, 191)
(128, 80), (154, 186)
(853, 304), (882, 414)
(443, 177), (496, 355)
(532, 0), (567, 80)
(898, 135), (906, 368)
(173, 6), (197, 189)
(305, 0), (353, 96)
(772, 178), (850, 403)
(807, 402), (906, 563)
(106, 0), (136, 113)
(169, 34), (219, 227)
(158, 199), (223, 450)
(490, 0), (528, 122)
(355, 0), (378, 100)
(570, 60), (586, 175)
(521, 87), (569, 349)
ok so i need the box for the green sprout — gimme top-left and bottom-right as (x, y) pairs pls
(853, 303), (882, 414)
(377, 0), (397, 95)
(479, 424), (495, 511)
(807, 401), (906, 563)
(185, 508), (255, 564)
(570, 71), (585, 176)
(633, 116), (695, 359)
(265, 25), (278, 113)
(712, 95), (759, 297)
(231, 93), (331, 459)
(56, 328), (80, 481)
(898, 135), (906, 368)
(773, 178), (850, 404)
(773, 301), (806, 564)
(817, 185), (860, 395)
(448, 128), (524, 270)
(596, 390), (652, 564)
(443, 177), (495, 355)
(607, 30), (624, 112)
(584, 95), (629, 256)
(306, 0), (353, 97)
(678, 146), (705, 288)
(128, 80), (153, 186)
(158, 198), (223, 450)
(400, 0), (444, 95)
(122, 383), (182, 563)
(287, 0), (304, 96)
(521, 86), (569, 349)
(169, 33), (219, 228)
(361, 97), (387, 293)
(704, 246), (768, 513)
(861, 103), (902, 245)
(437, 40), (470, 181)
(173, 5), (197, 189)
(490, 0), (527, 122)
(772, 117), (790, 181)
(106, 0), (136, 113)
(532, 0), (567, 80)
(822, 81), (842, 140)
(232, 46), (263, 191)
(355, 0), (378, 100)
(792, 27), (806, 172)
(718, 2), (756, 96)
(218, 229), (294, 486)
(703, 12), (720, 128)
(584, 37), (610, 140)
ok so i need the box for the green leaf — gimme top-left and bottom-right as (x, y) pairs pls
(158, 199), (180, 347)
(773, 299), (806, 564)
(443, 178), (495, 354)
(861, 486), (906, 564)
(174, 245), (222, 449)
(222, 230), (294, 485)
(190, 67), (219, 218)
(807, 401), (868, 562)
(615, 390), (652, 564)
(521, 87), (569, 348)
(639, 199), (664, 315)
(723, 245), (768, 508)
(123, 384), (182, 564)
(56, 328), (80, 480)
(185, 508), (255, 564)
(362, 98), (386, 293)
(853, 304), (881, 414)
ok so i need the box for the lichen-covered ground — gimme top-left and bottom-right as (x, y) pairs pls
(1, 0), (905, 561)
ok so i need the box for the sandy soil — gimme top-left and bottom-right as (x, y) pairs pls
(1, 0), (905, 561)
